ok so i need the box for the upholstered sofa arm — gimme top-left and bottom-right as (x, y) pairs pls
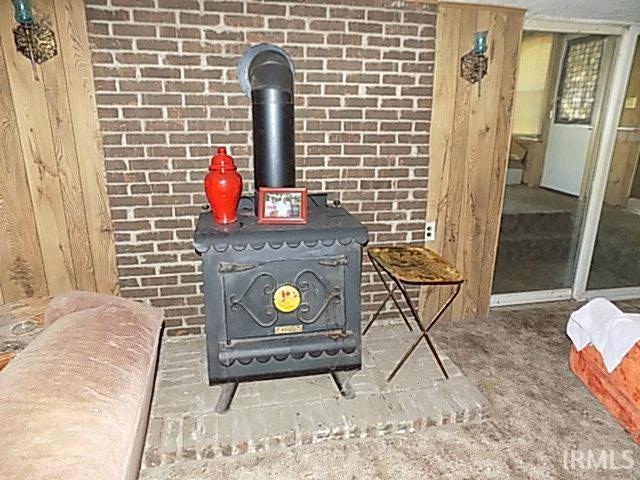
(0, 291), (163, 480)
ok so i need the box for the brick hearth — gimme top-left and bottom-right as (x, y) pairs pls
(140, 323), (488, 468)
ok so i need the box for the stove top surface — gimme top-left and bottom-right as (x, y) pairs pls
(194, 194), (368, 253)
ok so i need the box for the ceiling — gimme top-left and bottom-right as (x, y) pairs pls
(462, 0), (640, 24)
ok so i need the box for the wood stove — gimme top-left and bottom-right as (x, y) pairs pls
(194, 195), (367, 412)
(193, 44), (368, 412)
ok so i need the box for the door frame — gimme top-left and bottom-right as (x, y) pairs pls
(491, 20), (640, 307)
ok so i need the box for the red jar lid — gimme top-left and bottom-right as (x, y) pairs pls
(210, 147), (237, 171)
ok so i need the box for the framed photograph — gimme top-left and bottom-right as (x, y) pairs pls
(258, 187), (308, 225)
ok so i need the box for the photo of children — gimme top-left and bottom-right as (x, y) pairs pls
(264, 192), (302, 218)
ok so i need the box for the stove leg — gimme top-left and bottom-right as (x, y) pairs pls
(331, 371), (355, 400)
(215, 382), (238, 414)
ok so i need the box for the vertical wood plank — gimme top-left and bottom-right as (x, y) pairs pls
(423, 4), (477, 321)
(438, 8), (476, 319)
(36, 0), (97, 291)
(0, 0), (75, 295)
(454, 9), (504, 320)
(424, 6), (463, 232)
(419, 5), (463, 313)
(421, 2), (525, 321)
(477, 10), (524, 313)
(0, 44), (48, 301)
(439, 9), (476, 267)
(55, 0), (119, 294)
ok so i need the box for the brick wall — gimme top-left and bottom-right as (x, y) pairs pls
(85, 0), (435, 335)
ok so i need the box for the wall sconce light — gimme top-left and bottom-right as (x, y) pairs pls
(461, 31), (488, 95)
(11, 0), (57, 79)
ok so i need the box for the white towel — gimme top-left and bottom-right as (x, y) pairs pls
(566, 298), (640, 373)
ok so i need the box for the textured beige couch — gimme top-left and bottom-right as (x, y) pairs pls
(0, 291), (163, 480)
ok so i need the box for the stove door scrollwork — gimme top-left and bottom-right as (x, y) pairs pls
(227, 271), (278, 328)
(295, 269), (342, 324)
(221, 256), (347, 339)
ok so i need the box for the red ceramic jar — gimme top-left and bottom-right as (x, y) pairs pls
(204, 147), (242, 224)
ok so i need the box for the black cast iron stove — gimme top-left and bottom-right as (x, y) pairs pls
(193, 44), (368, 413)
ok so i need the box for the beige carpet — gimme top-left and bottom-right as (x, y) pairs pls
(140, 299), (640, 480)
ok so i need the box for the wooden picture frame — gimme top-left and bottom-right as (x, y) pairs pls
(258, 187), (308, 224)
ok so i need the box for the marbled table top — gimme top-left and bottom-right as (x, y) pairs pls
(368, 246), (463, 285)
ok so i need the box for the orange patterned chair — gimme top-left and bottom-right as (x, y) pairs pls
(569, 344), (640, 445)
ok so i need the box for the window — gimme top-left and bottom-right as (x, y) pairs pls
(512, 33), (554, 137)
(555, 37), (604, 124)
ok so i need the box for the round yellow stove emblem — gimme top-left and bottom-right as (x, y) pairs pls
(273, 285), (301, 313)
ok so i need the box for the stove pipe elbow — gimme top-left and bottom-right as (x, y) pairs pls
(238, 44), (296, 192)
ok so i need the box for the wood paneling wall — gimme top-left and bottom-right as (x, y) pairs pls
(420, 2), (524, 321)
(605, 42), (640, 207)
(0, 0), (119, 302)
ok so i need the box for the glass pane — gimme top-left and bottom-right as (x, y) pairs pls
(493, 185), (588, 293)
(555, 37), (604, 125)
(587, 41), (640, 290)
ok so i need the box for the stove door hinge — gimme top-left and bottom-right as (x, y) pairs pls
(318, 256), (348, 267)
(218, 262), (257, 273)
(327, 329), (348, 341)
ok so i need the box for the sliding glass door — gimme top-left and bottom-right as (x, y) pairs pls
(492, 31), (614, 295)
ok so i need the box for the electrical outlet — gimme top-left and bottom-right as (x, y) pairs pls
(425, 221), (436, 241)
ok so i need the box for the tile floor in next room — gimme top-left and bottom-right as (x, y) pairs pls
(141, 299), (640, 480)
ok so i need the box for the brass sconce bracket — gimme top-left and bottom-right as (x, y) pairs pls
(460, 50), (488, 85)
(10, 0), (57, 80)
(13, 22), (57, 65)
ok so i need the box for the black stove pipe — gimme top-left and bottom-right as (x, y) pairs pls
(237, 44), (296, 192)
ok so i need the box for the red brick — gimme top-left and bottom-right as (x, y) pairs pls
(158, 0), (199, 8)
(223, 14), (264, 28)
(247, 3), (284, 15)
(115, 52), (159, 65)
(112, 24), (156, 37)
(349, 21), (382, 34)
(133, 10), (176, 23)
(203, 1), (244, 13)
(86, 8), (130, 22)
(136, 39), (179, 51)
(289, 5), (327, 18)
(179, 12), (222, 26)
(268, 18), (305, 30)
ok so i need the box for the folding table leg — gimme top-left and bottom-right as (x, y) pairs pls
(367, 253), (413, 332)
(386, 283), (461, 382)
(363, 285), (396, 335)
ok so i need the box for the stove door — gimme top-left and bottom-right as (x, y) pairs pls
(220, 255), (347, 339)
